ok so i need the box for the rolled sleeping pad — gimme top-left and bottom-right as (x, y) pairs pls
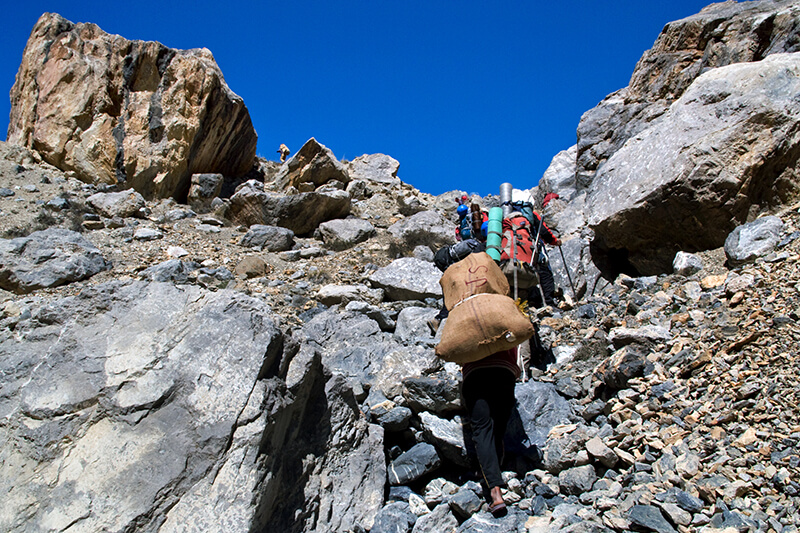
(486, 206), (503, 261)
(500, 182), (513, 218)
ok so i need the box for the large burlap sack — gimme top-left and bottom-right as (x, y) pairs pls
(435, 293), (535, 364)
(440, 252), (509, 311)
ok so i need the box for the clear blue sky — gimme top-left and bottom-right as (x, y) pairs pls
(2, 1), (718, 197)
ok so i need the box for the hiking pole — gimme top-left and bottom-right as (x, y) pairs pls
(559, 244), (577, 300)
(530, 211), (547, 308)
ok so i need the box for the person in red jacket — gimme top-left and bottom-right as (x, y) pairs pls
(528, 211), (561, 308)
(462, 347), (521, 517)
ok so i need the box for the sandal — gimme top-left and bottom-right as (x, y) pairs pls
(488, 500), (507, 517)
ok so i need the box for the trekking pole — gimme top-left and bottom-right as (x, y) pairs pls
(559, 244), (577, 300)
(530, 212), (547, 307)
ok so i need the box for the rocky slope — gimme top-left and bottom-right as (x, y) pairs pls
(2, 2), (800, 533)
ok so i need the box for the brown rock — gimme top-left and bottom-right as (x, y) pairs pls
(7, 13), (256, 200)
(273, 138), (349, 191)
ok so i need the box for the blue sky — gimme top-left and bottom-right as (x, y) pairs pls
(2, 1), (718, 197)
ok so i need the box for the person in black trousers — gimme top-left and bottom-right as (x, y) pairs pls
(461, 348), (520, 516)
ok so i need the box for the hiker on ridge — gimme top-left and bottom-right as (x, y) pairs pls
(277, 143), (290, 163)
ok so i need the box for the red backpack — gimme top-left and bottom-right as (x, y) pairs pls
(499, 213), (540, 290)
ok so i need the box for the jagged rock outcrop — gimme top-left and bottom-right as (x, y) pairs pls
(576, 0), (800, 184)
(274, 138), (350, 191)
(0, 281), (384, 533)
(535, 0), (800, 281)
(587, 52), (800, 274)
(229, 180), (351, 235)
(7, 13), (256, 200)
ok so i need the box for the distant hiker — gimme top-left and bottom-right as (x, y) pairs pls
(528, 210), (561, 308)
(542, 192), (559, 208)
(462, 347), (520, 517)
(277, 144), (290, 163)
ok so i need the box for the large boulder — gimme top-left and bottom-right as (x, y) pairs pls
(0, 228), (110, 293)
(0, 281), (385, 533)
(7, 13), (256, 200)
(274, 138), (350, 191)
(368, 257), (443, 301)
(576, 0), (800, 184)
(229, 181), (351, 236)
(347, 153), (401, 186)
(587, 52), (800, 274)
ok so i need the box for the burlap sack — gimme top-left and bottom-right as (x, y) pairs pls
(440, 252), (509, 311)
(435, 293), (535, 364)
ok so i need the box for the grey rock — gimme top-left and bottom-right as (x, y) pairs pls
(449, 489), (482, 519)
(587, 53), (800, 274)
(347, 153), (401, 185)
(402, 376), (462, 415)
(387, 443), (441, 485)
(675, 490), (704, 513)
(627, 505), (677, 533)
(317, 284), (384, 306)
(418, 412), (470, 467)
(507, 380), (574, 453)
(133, 227), (163, 241)
(375, 406), (413, 432)
(87, 189), (146, 218)
(609, 326), (671, 348)
(558, 465), (597, 496)
(368, 258), (443, 301)
(370, 501), (416, 533)
(319, 218), (376, 250)
(46, 196), (70, 210)
(601, 345), (648, 390)
(230, 181), (351, 236)
(297, 308), (440, 399)
(411, 502), (458, 533)
(395, 306), (438, 343)
(139, 259), (197, 283)
(672, 251), (703, 276)
(388, 211), (454, 253)
(0, 228), (110, 294)
(413, 245), (435, 262)
(187, 173), (223, 213)
(725, 216), (785, 267)
(239, 224), (295, 251)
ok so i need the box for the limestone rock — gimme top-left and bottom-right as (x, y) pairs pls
(724, 215), (785, 267)
(368, 257), (443, 301)
(0, 228), (110, 293)
(229, 181), (351, 235)
(347, 153), (401, 185)
(587, 53), (800, 274)
(239, 224), (295, 251)
(7, 13), (256, 200)
(318, 218), (376, 250)
(87, 189), (146, 219)
(673, 251), (703, 277)
(388, 210), (454, 254)
(187, 173), (223, 213)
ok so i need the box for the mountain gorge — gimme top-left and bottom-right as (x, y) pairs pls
(2, 2), (800, 532)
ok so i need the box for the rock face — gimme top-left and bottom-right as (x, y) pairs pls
(535, 0), (800, 280)
(7, 13), (257, 200)
(587, 52), (800, 274)
(0, 281), (384, 533)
